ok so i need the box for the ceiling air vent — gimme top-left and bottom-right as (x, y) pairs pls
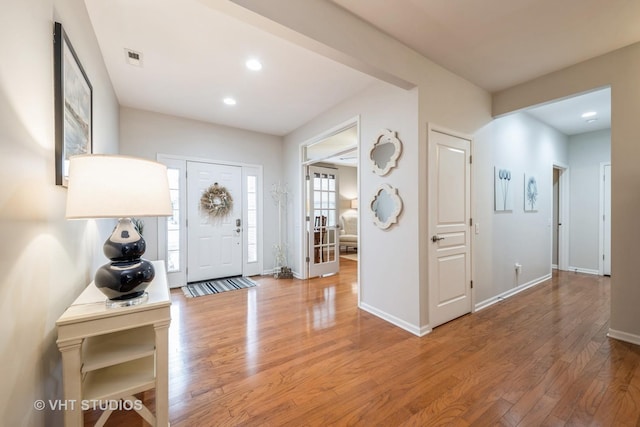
(124, 48), (143, 67)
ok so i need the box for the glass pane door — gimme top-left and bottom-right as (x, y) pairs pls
(308, 165), (339, 277)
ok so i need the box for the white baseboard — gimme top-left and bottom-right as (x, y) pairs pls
(567, 266), (600, 275)
(607, 329), (640, 346)
(552, 264), (558, 270)
(475, 273), (552, 312)
(262, 268), (304, 279)
(359, 302), (431, 337)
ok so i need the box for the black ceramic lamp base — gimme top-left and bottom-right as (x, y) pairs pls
(95, 218), (155, 306)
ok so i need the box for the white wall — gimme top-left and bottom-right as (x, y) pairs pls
(474, 113), (569, 307)
(568, 129), (611, 272)
(119, 107), (283, 272)
(0, 0), (119, 425)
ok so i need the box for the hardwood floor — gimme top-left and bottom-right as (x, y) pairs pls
(87, 262), (640, 426)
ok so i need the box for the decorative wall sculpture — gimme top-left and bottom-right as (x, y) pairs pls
(370, 184), (403, 229)
(370, 129), (402, 176)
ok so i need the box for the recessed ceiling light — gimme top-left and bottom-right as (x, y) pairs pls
(223, 97), (237, 106)
(581, 111), (597, 118)
(245, 59), (262, 71)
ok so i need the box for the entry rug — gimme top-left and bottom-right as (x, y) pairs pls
(182, 276), (257, 298)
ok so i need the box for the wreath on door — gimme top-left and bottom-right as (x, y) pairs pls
(200, 183), (233, 218)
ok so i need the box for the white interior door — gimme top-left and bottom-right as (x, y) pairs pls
(187, 161), (242, 282)
(308, 165), (340, 277)
(603, 163), (611, 276)
(428, 128), (472, 328)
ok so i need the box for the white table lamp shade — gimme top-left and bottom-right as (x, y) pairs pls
(66, 155), (172, 219)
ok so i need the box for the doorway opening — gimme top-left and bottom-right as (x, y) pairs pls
(300, 118), (359, 280)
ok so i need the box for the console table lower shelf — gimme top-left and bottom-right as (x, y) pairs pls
(56, 260), (171, 427)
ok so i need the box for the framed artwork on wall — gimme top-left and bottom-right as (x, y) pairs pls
(494, 167), (513, 211)
(524, 173), (539, 212)
(54, 22), (93, 186)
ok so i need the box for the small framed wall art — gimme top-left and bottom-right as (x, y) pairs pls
(494, 167), (513, 212)
(54, 22), (93, 186)
(524, 173), (538, 212)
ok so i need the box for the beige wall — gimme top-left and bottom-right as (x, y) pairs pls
(494, 42), (640, 341)
(0, 0), (119, 425)
(337, 165), (357, 219)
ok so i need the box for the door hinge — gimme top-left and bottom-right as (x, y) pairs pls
(306, 216), (310, 222)
(603, 254), (605, 260)
(306, 256), (310, 263)
(469, 155), (472, 164)
(470, 280), (474, 289)
(469, 218), (473, 226)
(306, 175), (310, 181)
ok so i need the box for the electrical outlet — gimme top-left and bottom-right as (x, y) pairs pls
(515, 263), (522, 274)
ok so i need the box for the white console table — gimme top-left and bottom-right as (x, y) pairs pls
(56, 260), (171, 426)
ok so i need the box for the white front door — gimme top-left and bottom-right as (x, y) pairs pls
(308, 165), (340, 277)
(187, 161), (242, 282)
(428, 128), (472, 328)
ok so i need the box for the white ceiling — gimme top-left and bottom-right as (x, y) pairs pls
(85, 0), (630, 137)
(526, 87), (611, 136)
(84, 0), (375, 136)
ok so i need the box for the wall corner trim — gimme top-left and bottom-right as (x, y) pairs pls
(607, 329), (640, 346)
(359, 302), (429, 336)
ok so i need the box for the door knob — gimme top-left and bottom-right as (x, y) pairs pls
(431, 235), (445, 242)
